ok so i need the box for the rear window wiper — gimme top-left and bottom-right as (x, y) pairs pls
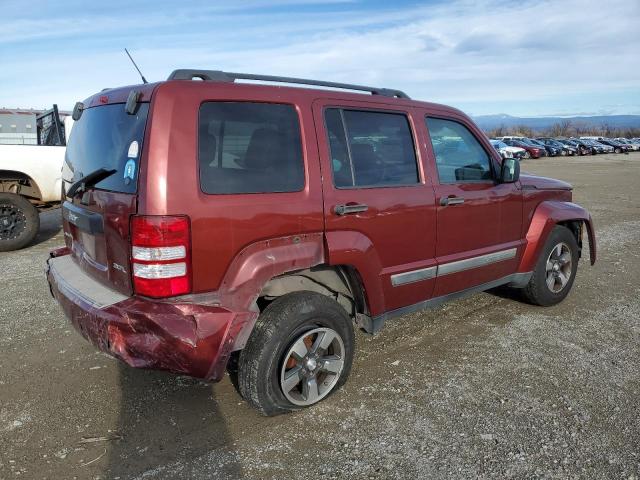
(67, 168), (117, 198)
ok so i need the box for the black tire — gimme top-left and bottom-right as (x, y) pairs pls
(522, 225), (579, 306)
(523, 151), (531, 159)
(615, 147), (622, 154)
(0, 193), (39, 252)
(237, 291), (355, 416)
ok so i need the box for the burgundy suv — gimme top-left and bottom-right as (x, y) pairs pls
(47, 70), (596, 415)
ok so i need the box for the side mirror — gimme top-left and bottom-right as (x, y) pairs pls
(500, 158), (520, 183)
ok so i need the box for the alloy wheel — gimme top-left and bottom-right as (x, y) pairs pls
(545, 242), (572, 293)
(280, 327), (345, 406)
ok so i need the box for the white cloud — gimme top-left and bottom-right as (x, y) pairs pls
(0, 0), (638, 115)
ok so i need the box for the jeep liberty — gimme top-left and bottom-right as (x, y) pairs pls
(46, 70), (596, 415)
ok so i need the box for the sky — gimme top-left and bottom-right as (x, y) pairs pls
(1, 0), (639, 117)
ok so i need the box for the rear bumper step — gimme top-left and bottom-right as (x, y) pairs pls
(48, 254), (128, 309)
(46, 248), (249, 381)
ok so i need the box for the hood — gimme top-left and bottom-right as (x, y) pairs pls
(505, 146), (525, 153)
(520, 173), (572, 191)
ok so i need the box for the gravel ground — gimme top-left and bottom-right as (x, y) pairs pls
(1, 152), (639, 479)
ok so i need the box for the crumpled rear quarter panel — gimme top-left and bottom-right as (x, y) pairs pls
(47, 251), (251, 381)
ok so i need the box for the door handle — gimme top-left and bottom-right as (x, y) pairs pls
(334, 204), (369, 215)
(440, 196), (465, 206)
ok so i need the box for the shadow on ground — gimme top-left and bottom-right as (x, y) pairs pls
(32, 208), (63, 247)
(105, 364), (243, 479)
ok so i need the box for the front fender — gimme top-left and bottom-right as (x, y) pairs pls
(518, 200), (596, 273)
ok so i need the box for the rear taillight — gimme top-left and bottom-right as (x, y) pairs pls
(130, 215), (191, 298)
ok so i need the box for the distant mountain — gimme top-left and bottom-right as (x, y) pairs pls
(472, 114), (640, 131)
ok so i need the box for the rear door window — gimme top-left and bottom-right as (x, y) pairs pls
(325, 108), (419, 188)
(198, 102), (304, 194)
(64, 103), (149, 193)
(425, 117), (493, 184)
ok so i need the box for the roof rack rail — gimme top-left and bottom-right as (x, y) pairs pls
(167, 69), (410, 99)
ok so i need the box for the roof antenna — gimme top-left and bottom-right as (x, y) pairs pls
(124, 48), (148, 84)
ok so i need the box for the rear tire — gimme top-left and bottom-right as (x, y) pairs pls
(0, 193), (39, 252)
(522, 225), (579, 306)
(237, 291), (355, 416)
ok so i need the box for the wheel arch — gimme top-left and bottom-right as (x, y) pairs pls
(213, 233), (376, 358)
(259, 264), (370, 319)
(0, 169), (43, 201)
(518, 200), (596, 274)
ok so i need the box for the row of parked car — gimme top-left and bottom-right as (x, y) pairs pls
(489, 136), (640, 159)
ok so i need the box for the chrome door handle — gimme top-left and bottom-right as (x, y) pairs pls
(440, 196), (465, 206)
(334, 204), (369, 215)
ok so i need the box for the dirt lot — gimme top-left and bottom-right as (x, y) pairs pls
(1, 152), (639, 479)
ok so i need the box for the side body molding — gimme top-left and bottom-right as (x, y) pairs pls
(518, 200), (596, 273)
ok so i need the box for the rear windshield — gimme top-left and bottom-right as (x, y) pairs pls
(64, 103), (149, 194)
(198, 102), (304, 194)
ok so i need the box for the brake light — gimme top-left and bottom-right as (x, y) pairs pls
(130, 215), (191, 298)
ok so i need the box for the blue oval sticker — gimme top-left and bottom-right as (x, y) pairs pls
(123, 159), (136, 185)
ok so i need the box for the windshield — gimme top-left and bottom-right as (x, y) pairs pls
(63, 103), (149, 194)
(492, 140), (508, 148)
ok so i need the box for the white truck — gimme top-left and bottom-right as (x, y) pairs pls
(0, 106), (73, 251)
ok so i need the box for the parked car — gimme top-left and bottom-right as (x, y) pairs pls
(557, 139), (590, 156)
(573, 138), (599, 155)
(614, 138), (640, 151)
(536, 137), (575, 156)
(46, 69), (596, 415)
(489, 139), (525, 159)
(0, 106), (74, 251)
(596, 138), (630, 153)
(489, 139), (512, 158)
(580, 138), (614, 154)
(596, 141), (615, 153)
(502, 138), (546, 158)
(529, 138), (561, 156)
(578, 138), (607, 154)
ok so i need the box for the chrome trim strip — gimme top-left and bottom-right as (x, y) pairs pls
(391, 266), (437, 286)
(391, 247), (518, 287)
(375, 272), (533, 328)
(437, 247), (517, 276)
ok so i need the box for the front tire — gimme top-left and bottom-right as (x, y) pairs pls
(522, 225), (579, 306)
(237, 292), (355, 416)
(0, 193), (39, 252)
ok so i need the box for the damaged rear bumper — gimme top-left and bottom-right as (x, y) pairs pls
(46, 248), (256, 381)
